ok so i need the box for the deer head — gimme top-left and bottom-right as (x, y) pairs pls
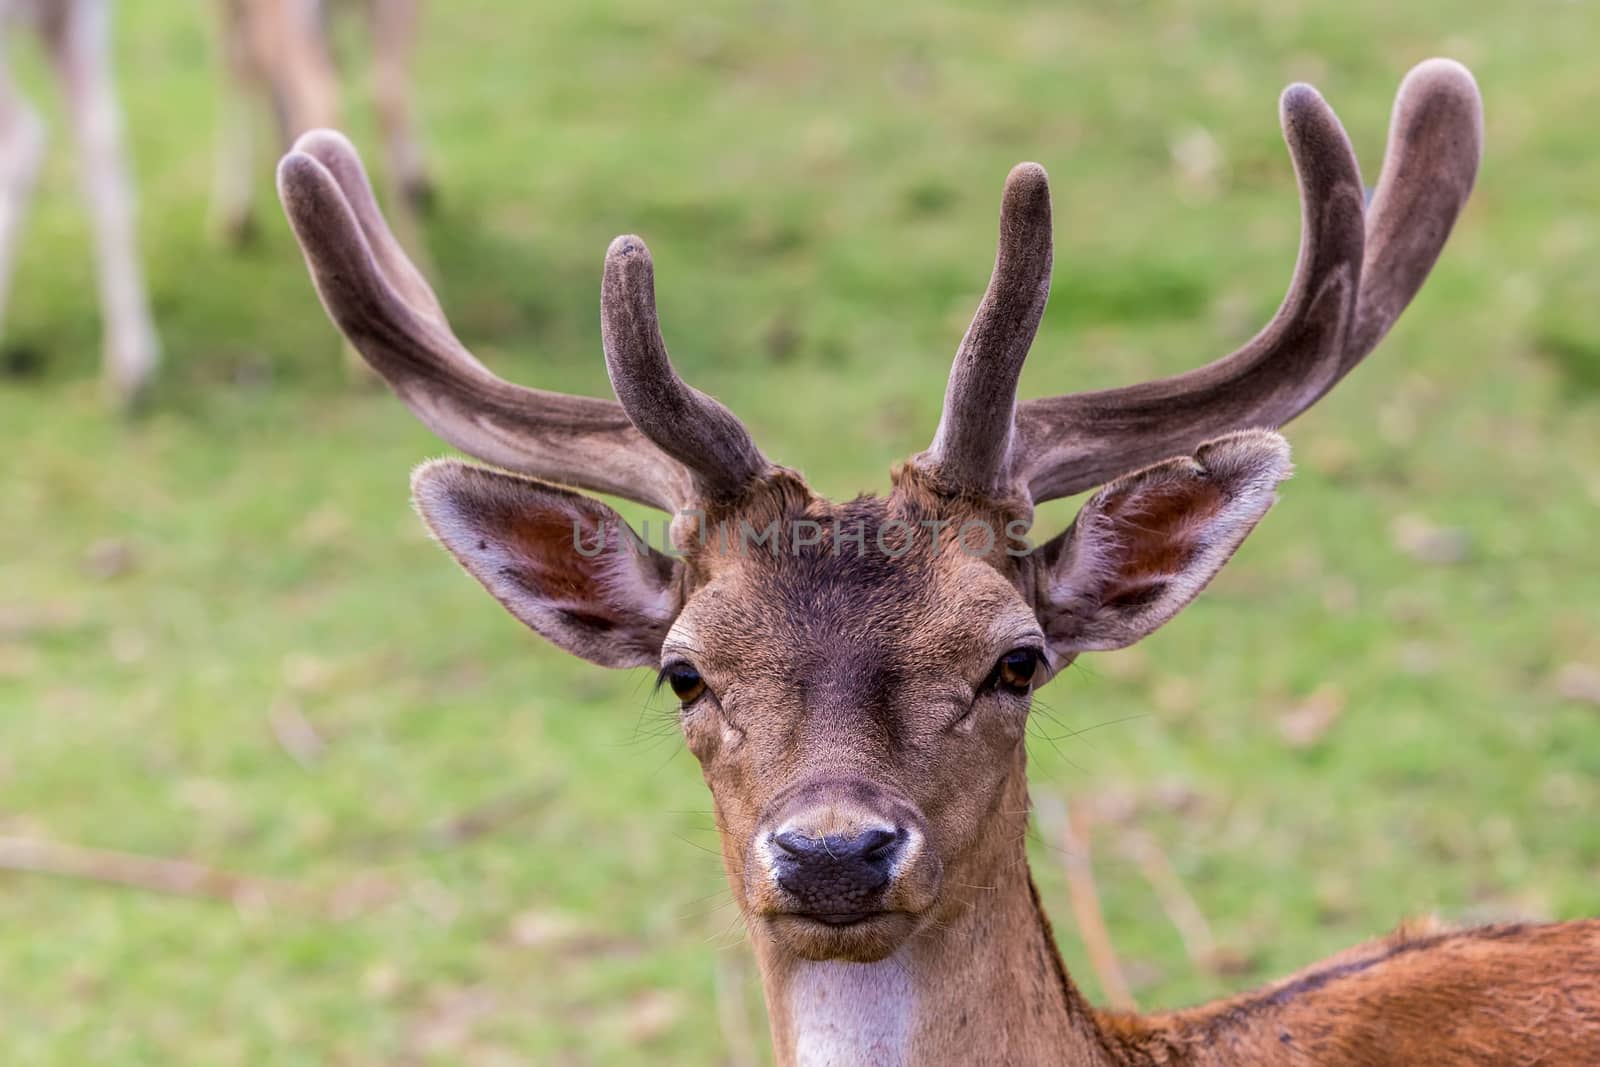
(278, 58), (1483, 1059)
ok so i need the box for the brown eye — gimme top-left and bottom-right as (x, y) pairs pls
(991, 648), (1041, 694)
(664, 663), (707, 704)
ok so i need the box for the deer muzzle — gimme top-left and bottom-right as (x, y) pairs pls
(747, 777), (941, 961)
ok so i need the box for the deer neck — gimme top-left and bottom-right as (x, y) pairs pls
(750, 771), (1119, 1067)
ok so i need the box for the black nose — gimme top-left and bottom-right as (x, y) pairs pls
(771, 827), (905, 919)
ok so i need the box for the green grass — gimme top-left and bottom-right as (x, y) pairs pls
(3, 0), (1599, 1062)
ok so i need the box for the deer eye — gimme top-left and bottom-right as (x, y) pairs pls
(988, 648), (1041, 694)
(663, 662), (707, 704)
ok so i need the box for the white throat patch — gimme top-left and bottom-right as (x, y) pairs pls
(788, 955), (913, 1067)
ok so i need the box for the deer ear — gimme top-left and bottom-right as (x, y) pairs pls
(1031, 430), (1291, 654)
(411, 460), (682, 668)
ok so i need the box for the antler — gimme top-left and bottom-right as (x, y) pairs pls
(921, 162), (1054, 494)
(920, 58), (1482, 503)
(276, 130), (770, 511)
(600, 236), (772, 501)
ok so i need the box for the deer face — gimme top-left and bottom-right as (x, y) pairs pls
(665, 490), (1040, 962)
(280, 58), (1478, 963)
(411, 433), (1290, 962)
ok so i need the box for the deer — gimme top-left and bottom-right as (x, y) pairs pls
(211, 0), (429, 249)
(0, 0), (158, 404)
(276, 58), (1600, 1066)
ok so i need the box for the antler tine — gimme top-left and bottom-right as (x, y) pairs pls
(601, 236), (772, 503)
(919, 163), (1054, 496)
(1349, 58), (1483, 361)
(276, 134), (693, 512)
(293, 130), (442, 321)
(1010, 60), (1482, 505)
(1009, 82), (1367, 504)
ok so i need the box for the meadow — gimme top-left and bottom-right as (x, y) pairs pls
(2, 0), (1598, 1062)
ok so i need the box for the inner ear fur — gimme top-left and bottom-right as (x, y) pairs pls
(1031, 430), (1292, 654)
(411, 459), (682, 668)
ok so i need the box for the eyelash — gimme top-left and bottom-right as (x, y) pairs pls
(983, 647), (1044, 695)
(658, 661), (708, 705)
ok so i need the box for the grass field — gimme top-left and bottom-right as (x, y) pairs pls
(2, 0), (1599, 1062)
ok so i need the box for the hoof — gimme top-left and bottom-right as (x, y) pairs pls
(214, 209), (261, 250)
(0, 341), (46, 379)
(401, 173), (438, 215)
(105, 333), (160, 412)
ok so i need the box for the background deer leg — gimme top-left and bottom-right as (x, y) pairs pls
(273, 0), (387, 383)
(266, 0), (339, 138)
(0, 29), (47, 356)
(44, 0), (158, 405)
(209, 0), (264, 245)
(368, 0), (431, 211)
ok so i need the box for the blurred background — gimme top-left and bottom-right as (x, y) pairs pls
(2, 0), (1598, 1063)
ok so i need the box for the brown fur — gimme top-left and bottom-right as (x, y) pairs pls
(1104, 920), (1600, 1065)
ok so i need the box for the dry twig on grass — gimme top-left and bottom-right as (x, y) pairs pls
(0, 835), (305, 906)
(0, 835), (395, 916)
(1123, 830), (1219, 973)
(268, 694), (326, 769)
(1038, 795), (1138, 1012)
(425, 784), (560, 849)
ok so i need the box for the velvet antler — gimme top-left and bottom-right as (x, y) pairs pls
(918, 58), (1482, 503)
(277, 130), (769, 510)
